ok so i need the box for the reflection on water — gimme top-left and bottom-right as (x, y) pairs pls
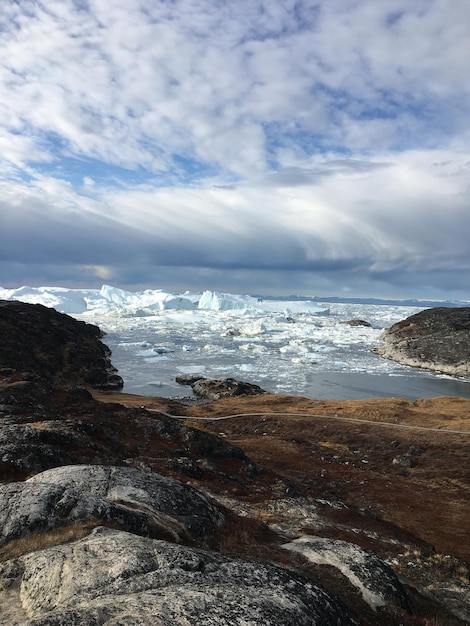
(304, 371), (470, 401)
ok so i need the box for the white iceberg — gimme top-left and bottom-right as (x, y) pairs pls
(0, 285), (92, 313)
(197, 290), (329, 314)
(0, 285), (329, 317)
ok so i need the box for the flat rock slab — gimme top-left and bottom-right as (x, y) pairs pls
(0, 527), (358, 625)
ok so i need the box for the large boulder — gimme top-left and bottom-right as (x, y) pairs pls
(176, 376), (266, 400)
(0, 466), (225, 546)
(0, 527), (358, 625)
(375, 307), (470, 377)
(0, 300), (123, 389)
(340, 319), (372, 327)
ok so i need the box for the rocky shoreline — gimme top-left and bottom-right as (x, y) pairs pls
(375, 306), (470, 379)
(1, 301), (469, 625)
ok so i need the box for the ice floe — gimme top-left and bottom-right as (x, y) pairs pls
(2, 284), (470, 400)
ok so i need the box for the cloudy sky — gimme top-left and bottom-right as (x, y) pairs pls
(1, 0), (469, 299)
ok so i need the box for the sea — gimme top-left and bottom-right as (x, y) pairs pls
(1, 285), (469, 401)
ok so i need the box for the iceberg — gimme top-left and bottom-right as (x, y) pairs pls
(0, 285), (198, 316)
(197, 290), (329, 314)
(0, 285), (329, 316)
(198, 290), (255, 311)
(0, 286), (92, 314)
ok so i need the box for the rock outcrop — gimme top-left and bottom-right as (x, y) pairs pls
(0, 380), (252, 485)
(176, 375), (266, 400)
(375, 306), (470, 377)
(340, 319), (372, 327)
(282, 536), (409, 612)
(0, 527), (358, 625)
(1, 465), (225, 546)
(0, 300), (123, 389)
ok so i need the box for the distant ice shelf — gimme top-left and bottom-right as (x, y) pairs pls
(0, 284), (330, 316)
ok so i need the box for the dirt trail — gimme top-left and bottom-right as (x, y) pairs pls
(93, 391), (470, 560)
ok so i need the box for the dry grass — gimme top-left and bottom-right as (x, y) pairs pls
(182, 420), (216, 434)
(209, 509), (289, 566)
(393, 550), (470, 586)
(317, 440), (351, 451)
(0, 520), (102, 562)
(178, 397), (470, 561)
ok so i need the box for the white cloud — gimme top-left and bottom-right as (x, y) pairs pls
(2, 0), (469, 174)
(2, 149), (469, 291)
(1, 0), (469, 297)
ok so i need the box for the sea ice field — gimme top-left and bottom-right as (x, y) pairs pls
(2, 284), (469, 401)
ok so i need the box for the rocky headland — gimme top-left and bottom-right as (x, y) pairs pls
(0, 300), (123, 389)
(0, 300), (469, 625)
(375, 306), (470, 378)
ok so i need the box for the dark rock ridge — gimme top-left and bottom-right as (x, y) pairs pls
(176, 375), (266, 400)
(0, 381), (250, 484)
(375, 306), (470, 378)
(0, 300), (123, 389)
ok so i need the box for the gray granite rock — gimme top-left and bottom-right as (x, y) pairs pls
(177, 376), (266, 400)
(426, 580), (470, 622)
(0, 465), (224, 546)
(282, 536), (410, 612)
(340, 319), (372, 327)
(0, 527), (358, 625)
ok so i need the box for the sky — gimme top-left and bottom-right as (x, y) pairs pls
(1, 0), (470, 300)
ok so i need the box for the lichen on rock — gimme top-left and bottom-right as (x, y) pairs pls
(0, 465), (225, 548)
(2, 527), (359, 625)
(282, 536), (410, 612)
